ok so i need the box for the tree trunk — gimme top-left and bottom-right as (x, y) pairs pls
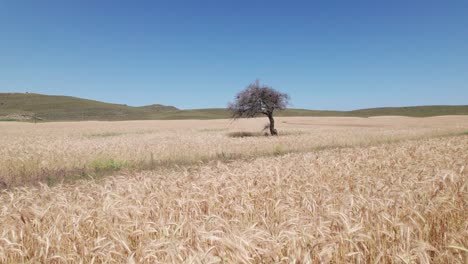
(267, 112), (278, 136)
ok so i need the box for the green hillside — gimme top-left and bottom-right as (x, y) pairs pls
(348, 106), (468, 117)
(1, 93), (467, 121)
(0, 93), (178, 121)
(163, 106), (468, 119)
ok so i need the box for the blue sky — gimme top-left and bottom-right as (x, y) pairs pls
(1, 0), (467, 110)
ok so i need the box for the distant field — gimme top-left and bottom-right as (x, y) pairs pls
(1, 93), (468, 121)
(1, 116), (467, 188)
(0, 116), (467, 262)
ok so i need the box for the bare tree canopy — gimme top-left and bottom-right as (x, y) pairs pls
(228, 80), (290, 135)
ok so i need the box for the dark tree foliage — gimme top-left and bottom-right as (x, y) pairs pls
(228, 80), (290, 135)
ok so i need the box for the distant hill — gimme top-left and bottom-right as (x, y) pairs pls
(1, 93), (467, 121)
(0, 93), (178, 121)
(276, 106), (468, 118)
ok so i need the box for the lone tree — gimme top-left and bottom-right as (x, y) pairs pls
(228, 80), (290, 136)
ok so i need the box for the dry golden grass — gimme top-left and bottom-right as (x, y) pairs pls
(0, 136), (467, 263)
(1, 116), (467, 187)
(0, 116), (467, 263)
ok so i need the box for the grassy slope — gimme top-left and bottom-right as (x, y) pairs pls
(0, 93), (178, 121)
(1, 93), (467, 121)
(348, 105), (468, 117)
(164, 106), (468, 120)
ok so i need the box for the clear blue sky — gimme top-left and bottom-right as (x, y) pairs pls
(1, 0), (467, 110)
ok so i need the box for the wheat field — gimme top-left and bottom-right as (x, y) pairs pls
(1, 116), (467, 187)
(0, 116), (467, 263)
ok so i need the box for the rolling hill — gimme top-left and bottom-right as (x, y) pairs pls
(0, 93), (178, 121)
(1, 93), (467, 121)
